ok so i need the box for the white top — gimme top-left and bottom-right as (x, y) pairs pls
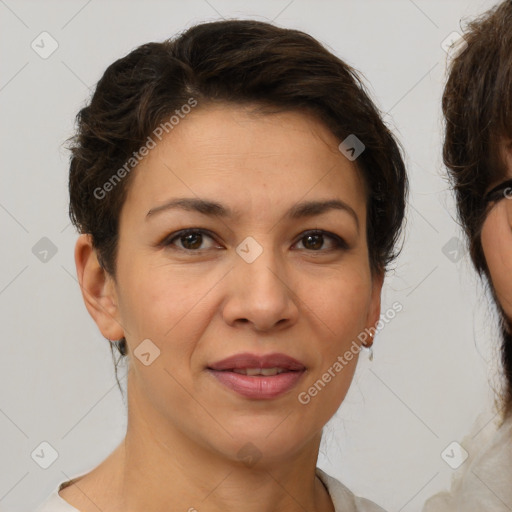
(423, 409), (512, 511)
(35, 467), (386, 512)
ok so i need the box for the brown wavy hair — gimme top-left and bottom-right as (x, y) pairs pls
(67, 19), (408, 379)
(442, 0), (512, 416)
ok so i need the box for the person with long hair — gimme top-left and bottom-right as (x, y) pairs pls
(424, 2), (512, 510)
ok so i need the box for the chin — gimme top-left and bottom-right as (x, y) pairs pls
(210, 419), (317, 465)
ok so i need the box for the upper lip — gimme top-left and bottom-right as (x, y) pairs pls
(208, 352), (306, 371)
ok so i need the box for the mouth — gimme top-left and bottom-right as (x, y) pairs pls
(230, 367), (289, 376)
(207, 352), (306, 399)
(208, 352), (306, 372)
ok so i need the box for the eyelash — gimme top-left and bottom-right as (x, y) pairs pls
(161, 228), (348, 254)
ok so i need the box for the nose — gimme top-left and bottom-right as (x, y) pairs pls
(221, 241), (299, 332)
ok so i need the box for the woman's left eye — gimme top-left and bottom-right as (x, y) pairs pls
(294, 230), (348, 251)
(161, 229), (347, 252)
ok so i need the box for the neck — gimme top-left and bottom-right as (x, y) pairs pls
(115, 434), (333, 512)
(79, 375), (334, 512)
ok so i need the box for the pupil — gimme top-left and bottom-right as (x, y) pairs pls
(183, 233), (202, 250)
(305, 234), (322, 250)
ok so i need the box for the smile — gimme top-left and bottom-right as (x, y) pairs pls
(231, 367), (287, 376)
(207, 352), (306, 399)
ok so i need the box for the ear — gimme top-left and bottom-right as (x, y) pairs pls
(365, 270), (384, 343)
(74, 234), (125, 341)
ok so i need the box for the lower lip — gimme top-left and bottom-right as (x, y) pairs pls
(207, 369), (305, 399)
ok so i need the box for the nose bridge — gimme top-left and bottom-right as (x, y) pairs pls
(236, 233), (286, 298)
(226, 233), (296, 329)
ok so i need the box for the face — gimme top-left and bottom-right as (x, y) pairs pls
(481, 144), (512, 318)
(77, 104), (382, 466)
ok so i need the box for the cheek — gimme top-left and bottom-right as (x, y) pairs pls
(482, 214), (512, 317)
(116, 261), (216, 355)
(308, 267), (372, 344)
(296, 273), (370, 418)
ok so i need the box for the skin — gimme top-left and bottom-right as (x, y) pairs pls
(66, 104), (383, 512)
(481, 145), (512, 318)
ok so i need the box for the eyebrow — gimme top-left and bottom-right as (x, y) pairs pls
(146, 197), (359, 229)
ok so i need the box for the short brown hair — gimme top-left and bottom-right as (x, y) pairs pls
(442, 0), (512, 415)
(68, 19), (408, 361)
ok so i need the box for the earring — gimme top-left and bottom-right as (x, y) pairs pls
(362, 338), (374, 361)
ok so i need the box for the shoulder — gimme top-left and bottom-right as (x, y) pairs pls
(423, 412), (512, 512)
(316, 468), (387, 512)
(35, 481), (81, 512)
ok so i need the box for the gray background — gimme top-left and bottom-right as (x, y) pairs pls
(0, 0), (504, 510)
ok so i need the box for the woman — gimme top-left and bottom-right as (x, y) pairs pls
(37, 19), (407, 512)
(424, 1), (512, 510)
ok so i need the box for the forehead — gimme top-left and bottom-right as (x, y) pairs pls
(121, 104), (367, 224)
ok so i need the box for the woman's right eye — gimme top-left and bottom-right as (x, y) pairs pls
(163, 229), (220, 252)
